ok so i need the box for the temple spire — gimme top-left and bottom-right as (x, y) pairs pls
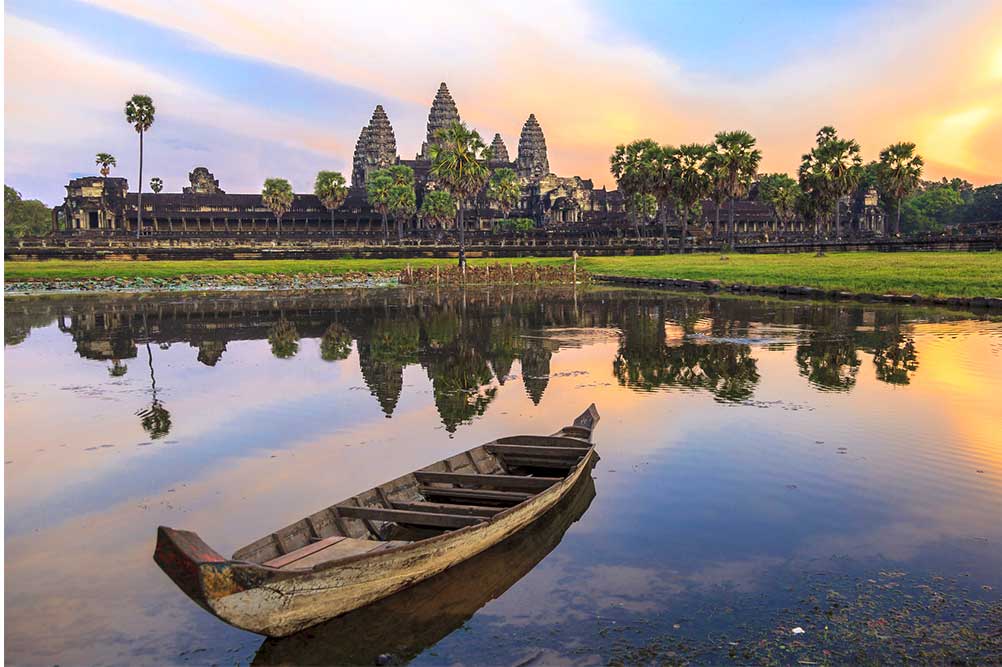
(351, 105), (398, 188)
(419, 82), (461, 159)
(489, 133), (510, 163)
(516, 113), (549, 182)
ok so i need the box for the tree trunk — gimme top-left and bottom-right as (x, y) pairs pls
(713, 202), (720, 241)
(136, 130), (144, 238)
(835, 198), (841, 239)
(381, 211), (388, 242)
(680, 208), (689, 253)
(277, 215), (282, 235)
(457, 204), (466, 269)
(895, 200), (901, 236)
(397, 215), (403, 244)
(330, 210), (335, 237)
(727, 198), (735, 247)
(660, 204), (669, 254)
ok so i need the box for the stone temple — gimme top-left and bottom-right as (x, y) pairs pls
(51, 81), (883, 236)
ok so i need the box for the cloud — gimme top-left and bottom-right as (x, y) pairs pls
(7, 0), (1001, 204)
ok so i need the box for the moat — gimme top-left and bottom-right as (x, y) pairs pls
(5, 287), (1002, 665)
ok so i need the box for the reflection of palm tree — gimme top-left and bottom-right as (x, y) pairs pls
(796, 333), (860, 391)
(268, 318), (300, 359)
(108, 359), (129, 377)
(320, 324), (352, 362)
(872, 331), (918, 385)
(136, 342), (171, 439)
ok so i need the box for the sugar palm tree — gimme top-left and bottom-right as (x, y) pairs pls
(669, 143), (712, 253)
(798, 149), (830, 237)
(704, 148), (729, 241)
(125, 94), (155, 238)
(876, 142), (924, 236)
(429, 122), (491, 268)
(262, 178), (294, 235)
(756, 173), (800, 238)
(816, 128), (863, 238)
(487, 167), (521, 220)
(95, 153), (117, 177)
(713, 130), (761, 247)
(366, 169), (394, 241)
(418, 189), (456, 235)
(388, 182), (416, 243)
(649, 143), (678, 253)
(611, 139), (660, 240)
(314, 171), (348, 237)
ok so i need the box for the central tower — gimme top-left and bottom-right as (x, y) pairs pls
(418, 83), (461, 160)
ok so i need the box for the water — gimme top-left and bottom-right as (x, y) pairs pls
(5, 287), (1002, 665)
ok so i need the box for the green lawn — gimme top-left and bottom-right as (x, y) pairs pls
(5, 252), (1001, 298)
(578, 252), (1002, 298)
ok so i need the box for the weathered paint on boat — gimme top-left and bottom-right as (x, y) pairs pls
(155, 405), (600, 637)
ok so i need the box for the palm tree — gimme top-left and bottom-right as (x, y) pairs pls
(816, 128), (863, 238)
(418, 190), (456, 236)
(876, 142), (924, 236)
(388, 183), (416, 244)
(125, 94), (155, 238)
(669, 143), (712, 253)
(150, 177), (163, 194)
(314, 171), (348, 237)
(95, 153), (117, 177)
(611, 139), (660, 240)
(705, 148), (729, 241)
(429, 122), (491, 269)
(756, 173), (801, 238)
(366, 169), (394, 241)
(262, 178), (294, 235)
(713, 130), (762, 247)
(649, 143), (678, 253)
(487, 167), (521, 220)
(798, 149), (830, 237)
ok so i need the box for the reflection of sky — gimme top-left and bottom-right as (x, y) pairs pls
(4, 291), (1002, 666)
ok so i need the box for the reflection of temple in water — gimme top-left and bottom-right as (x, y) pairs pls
(5, 288), (943, 431)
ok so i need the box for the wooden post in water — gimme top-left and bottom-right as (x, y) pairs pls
(510, 263), (515, 284)
(436, 265), (440, 285)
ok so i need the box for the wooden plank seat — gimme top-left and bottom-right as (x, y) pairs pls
(263, 536), (407, 570)
(391, 501), (501, 518)
(418, 486), (533, 504)
(497, 455), (580, 470)
(334, 505), (483, 529)
(486, 444), (589, 458)
(414, 471), (561, 492)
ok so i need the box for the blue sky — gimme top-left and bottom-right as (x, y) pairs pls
(5, 0), (1000, 204)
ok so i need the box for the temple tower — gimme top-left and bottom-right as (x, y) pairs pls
(351, 105), (398, 188)
(489, 133), (510, 163)
(419, 83), (461, 159)
(516, 114), (549, 182)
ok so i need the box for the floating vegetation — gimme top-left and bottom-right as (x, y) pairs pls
(398, 263), (588, 286)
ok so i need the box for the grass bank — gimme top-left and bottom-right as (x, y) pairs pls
(5, 252), (1000, 299)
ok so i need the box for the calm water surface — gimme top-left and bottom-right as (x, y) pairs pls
(5, 287), (1002, 665)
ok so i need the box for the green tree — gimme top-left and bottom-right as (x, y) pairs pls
(366, 169), (394, 241)
(320, 323), (352, 361)
(811, 127), (863, 238)
(149, 177), (163, 194)
(418, 189), (456, 232)
(669, 143), (712, 253)
(4, 186), (51, 240)
(900, 186), (965, 232)
(611, 139), (660, 240)
(124, 94), (155, 238)
(314, 170), (348, 237)
(268, 318), (300, 359)
(95, 153), (117, 177)
(429, 122), (491, 269)
(713, 130), (762, 247)
(756, 173), (801, 237)
(262, 178), (294, 235)
(962, 184), (1002, 223)
(631, 193), (658, 227)
(649, 143), (678, 253)
(875, 142), (924, 236)
(487, 167), (521, 220)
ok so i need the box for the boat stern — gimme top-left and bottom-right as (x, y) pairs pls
(154, 526), (238, 612)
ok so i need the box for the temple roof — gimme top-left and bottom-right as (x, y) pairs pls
(516, 114), (549, 182)
(490, 133), (510, 163)
(419, 82), (461, 159)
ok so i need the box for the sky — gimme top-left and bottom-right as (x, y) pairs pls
(4, 0), (1002, 205)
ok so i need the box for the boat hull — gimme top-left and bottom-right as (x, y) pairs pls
(157, 449), (597, 637)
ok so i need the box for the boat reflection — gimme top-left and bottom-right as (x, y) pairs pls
(251, 465), (597, 666)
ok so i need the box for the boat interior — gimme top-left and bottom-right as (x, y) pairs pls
(231, 426), (595, 571)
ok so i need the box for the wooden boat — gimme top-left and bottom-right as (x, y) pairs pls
(155, 404), (600, 637)
(253, 461), (597, 665)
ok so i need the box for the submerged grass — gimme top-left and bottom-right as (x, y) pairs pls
(5, 252), (1000, 298)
